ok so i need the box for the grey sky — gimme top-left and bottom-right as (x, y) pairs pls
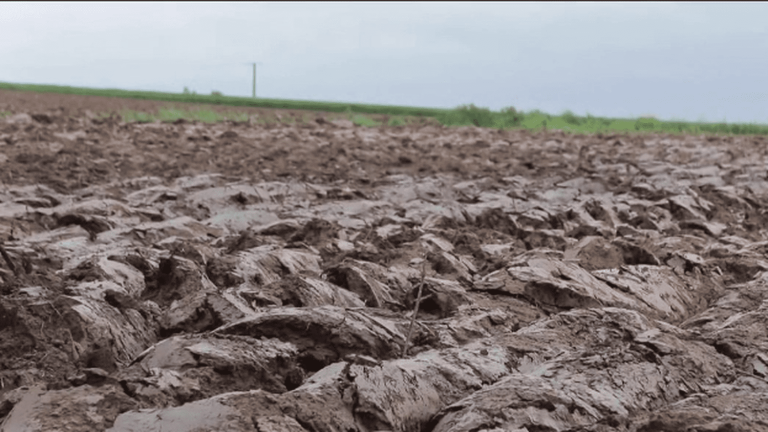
(2, 2), (767, 123)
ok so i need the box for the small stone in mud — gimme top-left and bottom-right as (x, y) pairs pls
(284, 367), (305, 391)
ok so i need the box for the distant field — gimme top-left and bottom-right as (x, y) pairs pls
(3, 81), (768, 136)
(0, 82), (447, 117)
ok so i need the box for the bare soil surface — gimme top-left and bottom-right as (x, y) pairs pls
(2, 90), (768, 431)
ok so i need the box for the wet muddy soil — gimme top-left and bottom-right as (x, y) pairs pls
(2, 90), (768, 431)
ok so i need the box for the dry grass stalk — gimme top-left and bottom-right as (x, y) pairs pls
(402, 255), (427, 358)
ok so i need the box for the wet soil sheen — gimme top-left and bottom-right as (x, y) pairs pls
(1, 89), (768, 431)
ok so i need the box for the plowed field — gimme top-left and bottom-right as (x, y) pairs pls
(2, 89), (768, 431)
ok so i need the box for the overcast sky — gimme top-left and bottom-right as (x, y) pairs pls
(1, 2), (767, 123)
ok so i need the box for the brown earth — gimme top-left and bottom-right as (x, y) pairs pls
(2, 89), (768, 431)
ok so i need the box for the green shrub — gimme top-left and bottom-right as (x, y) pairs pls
(561, 110), (581, 126)
(495, 106), (524, 128)
(438, 104), (495, 127)
(634, 117), (658, 131)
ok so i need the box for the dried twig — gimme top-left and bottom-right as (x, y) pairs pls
(402, 255), (428, 358)
(49, 301), (62, 317)
(65, 329), (79, 361)
(0, 242), (17, 275)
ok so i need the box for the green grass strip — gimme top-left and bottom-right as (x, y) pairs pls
(436, 105), (768, 136)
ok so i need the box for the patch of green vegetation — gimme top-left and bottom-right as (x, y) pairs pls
(0, 111), (11, 119)
(387, 116), (406, 127)
(435, 105), (526, 129)
(121, 110), (155, 123)
(351, 114), (380, 127)
(560, 110), (580, 126)
(436, 104), (495, 128)
(520, 110), (549, 131)
(95, 112), (122, 121)
(451, 107), (768, 136)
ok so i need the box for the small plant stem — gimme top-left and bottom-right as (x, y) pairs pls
(402, 256), (427, 358)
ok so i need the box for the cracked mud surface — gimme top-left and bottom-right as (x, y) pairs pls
(2, 89), (768, 431)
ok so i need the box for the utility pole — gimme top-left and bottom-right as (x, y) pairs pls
(248, 62), (262, 98)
